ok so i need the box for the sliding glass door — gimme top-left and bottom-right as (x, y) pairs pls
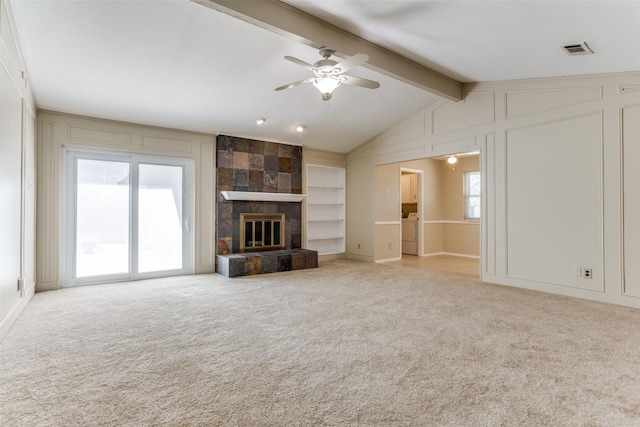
(64, 150), (193, 286)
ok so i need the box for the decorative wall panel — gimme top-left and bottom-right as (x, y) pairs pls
(620, 85), (640, 95)
(505, 87), (602, 118)
(68, 125), (131, 146)
(432, 92), (494, 135)
(380, 115), (426, 147)
(622, 104), (640, 296)
(141, 135), (193, 153)
(431, 136), (476, 155)
(506, 113), (603, 290)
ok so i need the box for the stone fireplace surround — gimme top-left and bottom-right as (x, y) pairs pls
(215, 135), (317, 277)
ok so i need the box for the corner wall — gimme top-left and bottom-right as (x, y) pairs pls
(347, 71), (640, 308)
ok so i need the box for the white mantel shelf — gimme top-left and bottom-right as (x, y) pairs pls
(221, 191), (306, 202)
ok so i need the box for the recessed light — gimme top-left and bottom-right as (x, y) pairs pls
(295, 125), (305, 132)
(256, 118), (266, 125)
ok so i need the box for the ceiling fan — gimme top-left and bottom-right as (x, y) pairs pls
(275, 47), (380, 101)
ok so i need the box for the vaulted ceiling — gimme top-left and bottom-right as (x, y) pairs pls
(10, 0), (640, 153)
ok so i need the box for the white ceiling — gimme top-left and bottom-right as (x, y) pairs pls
(10, 0), (640, 153)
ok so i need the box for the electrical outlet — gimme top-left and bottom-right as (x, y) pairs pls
(582, 268), (592, 279)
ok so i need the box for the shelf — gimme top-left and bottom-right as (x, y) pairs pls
(221, 191), (306, 202)
(307, 164), (345, 255)
(308, 235), (345, 241)
(308, 202), (343, 206)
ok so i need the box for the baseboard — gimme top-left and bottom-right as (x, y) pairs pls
(318, 253), (347, 262)
(0, 282), (35, 341)
(423, 251), (480, 259)
(376, 257), (402, 263)
(346, 253), (374, 263)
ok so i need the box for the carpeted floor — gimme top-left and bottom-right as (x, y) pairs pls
(2, 259), (640, 426)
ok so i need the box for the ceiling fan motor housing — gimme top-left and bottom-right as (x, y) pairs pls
(318, 46), (335, 59)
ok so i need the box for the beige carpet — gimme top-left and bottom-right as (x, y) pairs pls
(2, 260), (640, 426)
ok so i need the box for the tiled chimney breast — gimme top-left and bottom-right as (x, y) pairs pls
(216, 135), (303, 255)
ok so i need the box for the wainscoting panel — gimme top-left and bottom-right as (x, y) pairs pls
(380, 114), (426, 147)
(622, 104), (640, 296)
(37, 120), (57, 289)
(68, 125), (131, 147)
(196, 142), (215, 273)
(374, 223), (402, 261)
(483, 133), (496, 276)
(620, 85), (640, 95)
(432, 92), (495, 135)
(506, 113), (603, 291)
(430, 136), (476, 155)
(505, 87), (602, 119)
(142, 135), (193, 154)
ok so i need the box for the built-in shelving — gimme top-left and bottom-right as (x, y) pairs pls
(306, 165), (345, 255)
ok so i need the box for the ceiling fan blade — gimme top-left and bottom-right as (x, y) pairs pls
(284, 56), (315, 71)
(340, 75), (380, 89)
(333, 53), (369, 74)
(275, 77), (314, 91)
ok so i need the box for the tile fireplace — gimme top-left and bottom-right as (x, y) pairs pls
(215, 135), (317, 277)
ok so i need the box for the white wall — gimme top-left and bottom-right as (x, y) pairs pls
(347, 72), (640, 308)
(0, 0), (36, 338)
(37, 111), (216, 291)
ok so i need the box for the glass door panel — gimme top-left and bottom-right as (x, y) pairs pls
(138, 164), (183, 273)
(75, 159), (130, 278)
(65, 150), (193, 286)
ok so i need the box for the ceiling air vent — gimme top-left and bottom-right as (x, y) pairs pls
(563, 42), (593, 56)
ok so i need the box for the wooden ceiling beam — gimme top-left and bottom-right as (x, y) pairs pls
(194, 0), (463, 101)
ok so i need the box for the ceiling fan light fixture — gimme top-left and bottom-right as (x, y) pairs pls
(313, 75), (341, 100)
(276, 47), (379, 101)
(256, 118), (266, 125)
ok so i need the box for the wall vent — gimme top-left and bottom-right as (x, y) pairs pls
(563, 42), (593, 56)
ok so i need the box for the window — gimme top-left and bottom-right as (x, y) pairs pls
(464, 171), (481, 220)
(63, 149), (194, 286)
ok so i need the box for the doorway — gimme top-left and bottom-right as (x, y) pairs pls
(392, 153), (481, 279)
(400, 169), (421, 256)
(63, 149), (194, 286)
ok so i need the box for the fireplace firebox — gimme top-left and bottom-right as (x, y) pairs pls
(239, 213), (285, 252)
